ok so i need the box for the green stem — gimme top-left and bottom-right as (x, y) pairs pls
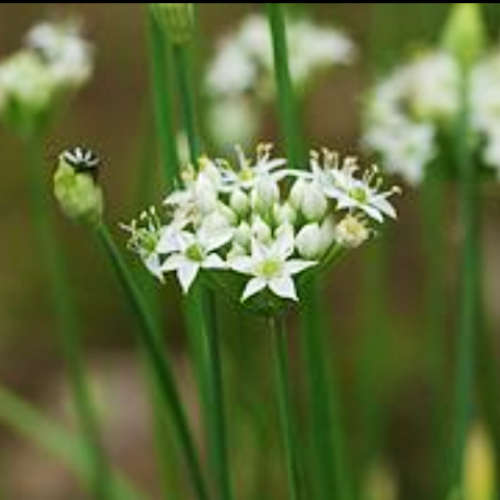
(147, 8), (180, 187)
(300, 281), (351, 500)
(168, 21), (234, 500)
(265, 3), (301, 168)
(25, 134), (111, 500)
(266, 4), (350, 500)
(172, 43), (201, 162)
(201, 290), (233, 500)
(448, 69), (479, 497)
(94, 224), (209, 500)
(421, 167), (447, 495)
(269, 316), (302, 500)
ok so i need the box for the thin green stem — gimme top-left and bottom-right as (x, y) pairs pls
(421, 168), (447, 495)
(265, 3), (302, 168)
(94, 224), (209, 500)
(448, 69), (479, 498)
(147, 9), (180, 187)
(25, 133), (111, 500)
(167, 18), (234, 500)
(270, 316), (302, 500)
(172, 44), (201, 162)
(266, 4), (350, 500)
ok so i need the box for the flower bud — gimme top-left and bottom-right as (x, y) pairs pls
(251, 174), (279, 212)
(151, 3), (195, 45)
(296, 223), (324, 260)
(251, 216), (272, 243)
(335, 214), (370, 248)
(53, 147), (103, 227)
(442, 3), (485, 70)
(234, 221), (251, 247)
(230, 188), (249, 216)
(273, 201), (297, 226)
(194, 173), (218, 214)
(301, 182), (328, 221)
(289, 178), (307, 211)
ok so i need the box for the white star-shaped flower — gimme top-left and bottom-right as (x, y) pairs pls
(230, 225), (317, 302)
(160, 224), (232, 293)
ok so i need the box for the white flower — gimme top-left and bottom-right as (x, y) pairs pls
(160, 224), (232, 293)
(300, 180), (328, 222)
(335, 214), (370, 248)
(26, 21), (93, 87)
(218, 143), (287, 191)
(121, 208), (164, 281)
(311, 150), (399, 222)
(231, 225), (317, 301)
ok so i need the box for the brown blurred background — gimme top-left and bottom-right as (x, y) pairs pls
(0, 4), (499, 500)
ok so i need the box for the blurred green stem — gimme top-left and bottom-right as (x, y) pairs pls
(25, 133), (111, 500)
(269, 316), (302, 500)
(421, 167), (447, 494)
(266, 4), (350, 500)
(147, 9), (180, 187)
(448, 69), (479, 497)
(167, 16), (234, 500)
(94, 223), (209, 500)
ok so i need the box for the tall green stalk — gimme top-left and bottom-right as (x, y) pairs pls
(421, 166), (447, 495)
(162, 13), (234, 500)
(448, 68), (479, 498)
(94, 224), (209, 500)
(148, 10), (180, 187)
(266, 4), (350, 500)
(25, 133), (111, 500)
(269, 316), (302, 500)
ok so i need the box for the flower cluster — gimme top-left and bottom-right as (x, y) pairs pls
(364, 47), (500, 186)
(0, 21), (93, 134)
(204, 14), (356, 147)
(123, 144), (398, 313)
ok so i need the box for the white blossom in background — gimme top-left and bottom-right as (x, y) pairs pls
(365, 45), (500, 184)
(205, 14), (356, 147)
(0, 20), (93, 131)
(124, 144), (398, 310)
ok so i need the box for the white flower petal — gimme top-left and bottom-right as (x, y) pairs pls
(202, 253), (226, 269)
(241, 277), (266, 301)
(285, 259), (317, 275)
(372, 195), (397, 219)
(177, 262), (200, 293)
(144, 254), (163, 281)
(230, 255), (254, 274)
(269, 276), (298, 301)
(161, 253), (187, 272)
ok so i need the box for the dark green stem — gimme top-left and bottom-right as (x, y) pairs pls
(448, 69), (479, 497)
(147, 8), (180, 187)
(269, 316), (302, 500)
(25, 134), (111, 500)
(421, 167), (447, 495)
(94, 224), (209, 500)
(266, 4), (351, 500)
(168, 20), (233, 500)
(172, 44), (201, 162)
(265, 3), (302, 168)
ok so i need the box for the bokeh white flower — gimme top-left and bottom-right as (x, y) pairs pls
(0, 20), (93, 133)
(205, 14), (356, 148)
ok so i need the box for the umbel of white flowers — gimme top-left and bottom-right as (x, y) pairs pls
(123, 144), (399, 315)
(204, 13), (356, 147)
(363, 3), (500, 186)
(0, 21), (93, 135)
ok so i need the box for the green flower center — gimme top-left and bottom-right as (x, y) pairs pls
(258, 258), (282, 278)
(350, 186), (368, 203)
(186, 243), (205, 262)
(240, 168), (254, 182)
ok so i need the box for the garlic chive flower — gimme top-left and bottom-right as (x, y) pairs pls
(205, 14), (356, 147)
(124, 144), (399, 313)
(54, 147), (103, 227)
(0, 20), (93, 135)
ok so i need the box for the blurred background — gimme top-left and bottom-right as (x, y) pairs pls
(0, 3), (500, 500)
